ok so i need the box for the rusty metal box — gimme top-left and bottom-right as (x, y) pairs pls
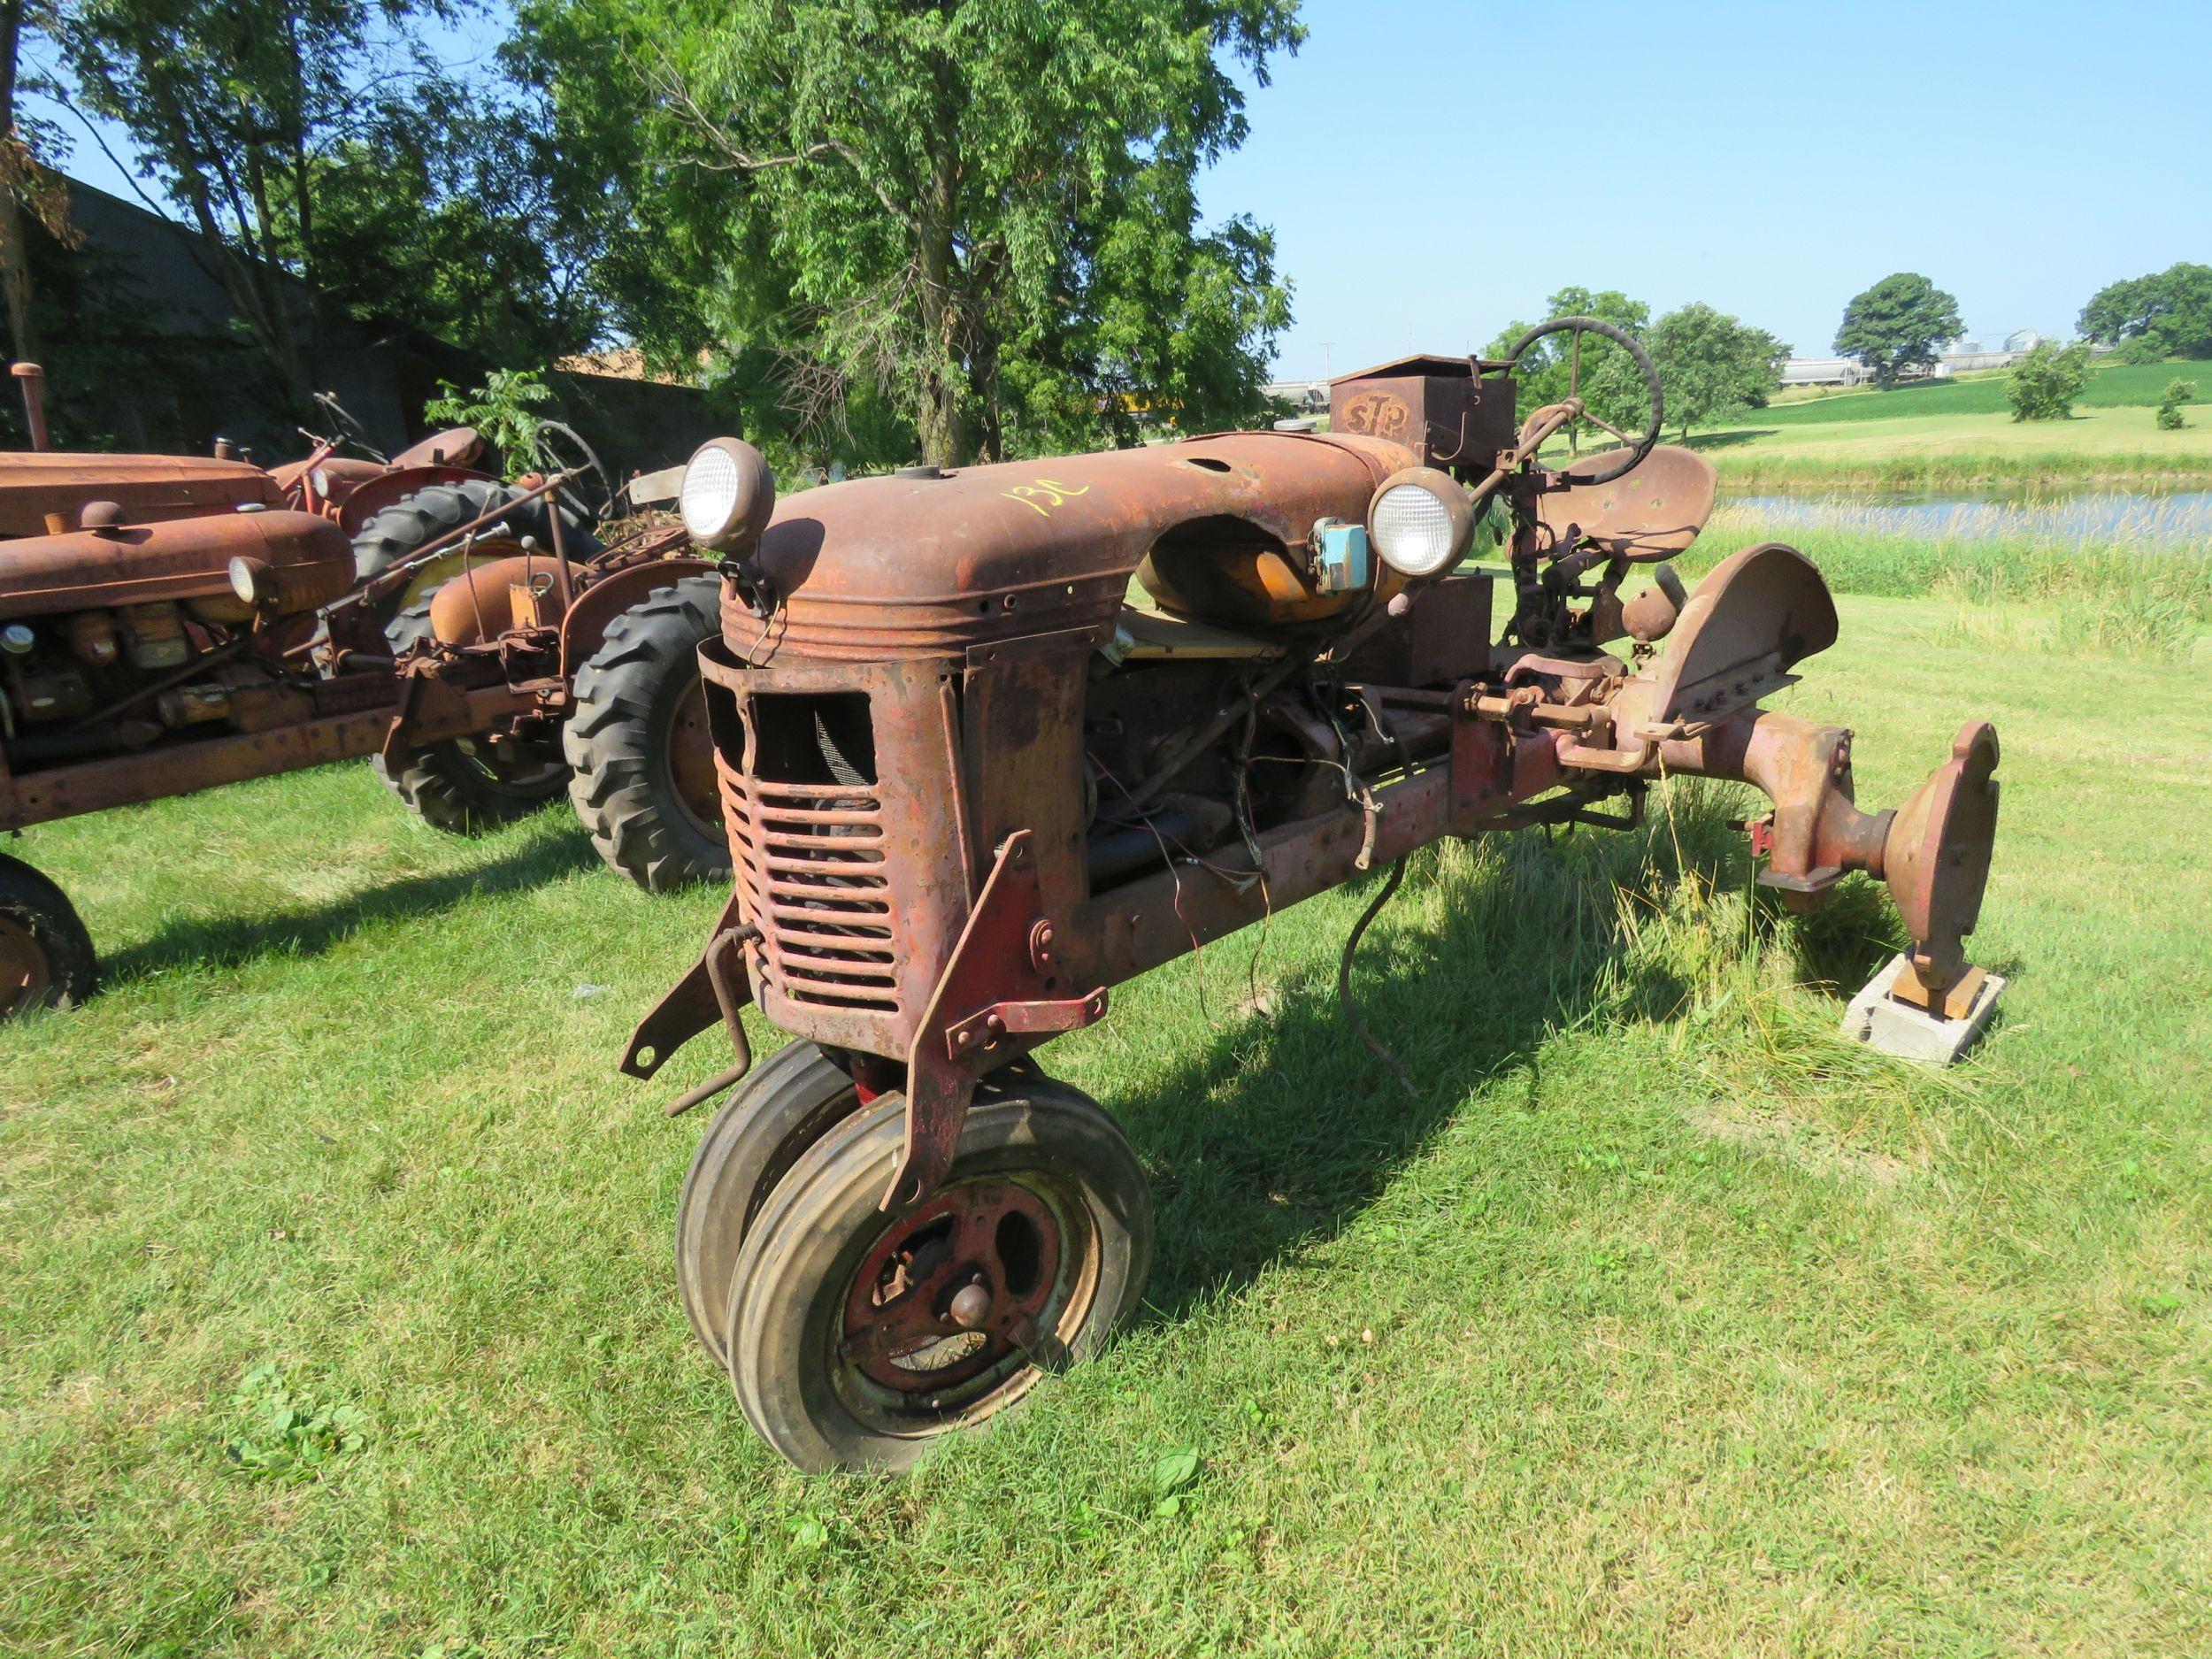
(1338, 572), (1492, 687)
(1328, 356), (1517, 471)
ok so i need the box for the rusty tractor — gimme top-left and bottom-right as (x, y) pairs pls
(611, 316), (1997, 1471)
(0, 367), (723, 1019)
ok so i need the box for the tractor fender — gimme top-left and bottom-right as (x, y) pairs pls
(562, 557), (719, 666)
(1628, 542), (1839, 728)
(334, 464), (497, 536)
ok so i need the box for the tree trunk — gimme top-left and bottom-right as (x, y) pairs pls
(0, 0), (35, 364)
(910, 110), (970, 468)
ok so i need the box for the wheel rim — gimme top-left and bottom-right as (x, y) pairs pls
(662, 673), (722, 841)
(0, 916), (51, 1018)
(832, 1173), (1097, 1432)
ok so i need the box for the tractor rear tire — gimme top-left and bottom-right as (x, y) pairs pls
(564, 575), (730, 892)
(0, 855), (96, 1020)
(349, 478), (601, 583)
(371, 601), (570, 835)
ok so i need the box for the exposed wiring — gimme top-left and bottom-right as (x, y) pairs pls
(1338, 856), (1418, 1100)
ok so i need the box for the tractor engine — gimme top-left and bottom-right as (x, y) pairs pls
(0, 508), (356, 763)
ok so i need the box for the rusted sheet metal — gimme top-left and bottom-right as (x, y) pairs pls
(1329, 354), (1518, 468)
(893, 828), (1108, 1209)
(701, 642), (972, 1057)
(726, 431), (1416, 662)
(0, 452), (283, 538)
(327, 462), (490, 535)
(556, 554), (715, 669)
(1628, 542), (1839, 726)
(0, 510), (353, 621)
(1532, 445), (1717, 563)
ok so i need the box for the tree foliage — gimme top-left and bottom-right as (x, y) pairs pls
(2156, 378), (2195, 431)
(2078, 263), (2212, 362)
(1834, 273), (1962, 387)
(1646, 302), (1788, 438)
(24, 0), (615, 422)
(514, 0), (1303, 468)
(2005, 340), (2093, 422)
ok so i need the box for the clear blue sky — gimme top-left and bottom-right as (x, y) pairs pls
(32, 0), (2212, 379)
(1202, 0), (2212, 378)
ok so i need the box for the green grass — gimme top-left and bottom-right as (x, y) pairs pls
(1680, 500), (2212, 657)
(4, 593), (2212, 1655)
(1750, 361), (2197, 427)
(1686, 361), (2212, 488)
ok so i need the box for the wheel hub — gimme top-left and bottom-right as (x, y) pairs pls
(663, 678), (722, 839)
(841, 1179), (1063, 1394)
(0, 916), (50, 1018)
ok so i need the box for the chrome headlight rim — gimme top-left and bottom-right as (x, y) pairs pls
(679, 436), (774, 552)
(1364, 467), (1476, 580)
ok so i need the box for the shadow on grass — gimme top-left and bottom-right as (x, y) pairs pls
(1106, 786), (1905, 1324)
(99, 820), (602, 987)
(1680, 428), (1775, 450)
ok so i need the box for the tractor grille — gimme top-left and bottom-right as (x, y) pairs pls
(723, 692), (903, 1016)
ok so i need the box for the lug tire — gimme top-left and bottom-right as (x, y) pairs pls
(349, 478), (600, 583)
(724, 1077), (1153, 1473)
(674, 1041), (864, 1367)
(371, 601), (569, 834)
(564, 575), (730, 892)
(0, 855), (97, 1020)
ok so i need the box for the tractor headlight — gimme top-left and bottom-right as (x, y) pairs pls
(680, 436), (776, 553)
(227, 556), (278, 610)
(1366, 468), (1476, 580)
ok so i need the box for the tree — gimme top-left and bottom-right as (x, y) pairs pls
(2156, 378), (2195, 431)
(515, 0), (1303, 468)
(1484, 287), (1652, 443)
(2005, 340), (2093, 421)
(2078, 264), (2212, 361)
(1646, 302), (1788, 438)
(1834, 273), (1962, 387)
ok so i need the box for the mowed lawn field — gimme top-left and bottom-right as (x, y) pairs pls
(4, 589), (2211, 1655)
(1693, 361), (2212, 486)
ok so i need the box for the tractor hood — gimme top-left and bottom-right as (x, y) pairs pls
(0, 452), (281, 539)
(725, 430), (1417, 662)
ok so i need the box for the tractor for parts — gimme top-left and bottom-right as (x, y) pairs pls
(0, 366), (718, 1019)
(603, 315), (2000, 1471)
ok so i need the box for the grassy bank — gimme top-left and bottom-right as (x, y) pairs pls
(1680, 500), (2212, 657)
(1689, 361), (2212, 488)
(4, 591), (2210, 1655)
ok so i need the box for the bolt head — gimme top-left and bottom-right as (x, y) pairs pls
(949, 1281), (992, 1329)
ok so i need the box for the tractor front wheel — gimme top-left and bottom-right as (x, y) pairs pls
(564, 576), (729, 892)
(0, 855), (96, 1020)
(372, 599), (571, 834)
(675, 1040), (863, 1368)
(723, 1074), (1153, 1472)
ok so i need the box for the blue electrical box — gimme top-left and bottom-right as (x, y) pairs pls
(1313, 518), (1371, 594)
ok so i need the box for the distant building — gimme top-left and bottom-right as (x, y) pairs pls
(18, 173), (708, 475)
(1780, 357), (1870, 388)
(1262, 378), (1330, 412)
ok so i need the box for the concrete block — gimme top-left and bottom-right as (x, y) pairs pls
(1840, 953), (2005, 1064)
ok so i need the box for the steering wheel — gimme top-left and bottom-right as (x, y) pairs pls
(537, 419), (615, 520)
(1501, 315), (1664, 486)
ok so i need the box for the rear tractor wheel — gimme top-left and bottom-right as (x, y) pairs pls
(372, 599), (571, 835)
(564, 576), (730, 892)
(720, 1072), (1154, 1472)
(0, 855), (96, 1021)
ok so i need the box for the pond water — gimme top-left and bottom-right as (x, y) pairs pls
(1723, 488), (2212, 546)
